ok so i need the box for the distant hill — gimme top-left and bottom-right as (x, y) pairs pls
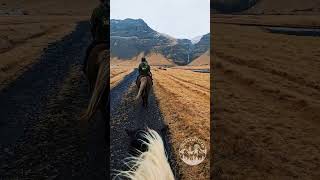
(191, 35), (203, 44)
(111, 18), (210, 65)
(145, 53), (175, 66)
(189, 51), (210, 66)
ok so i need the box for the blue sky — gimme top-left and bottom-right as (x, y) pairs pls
(110, 0), (210, 39)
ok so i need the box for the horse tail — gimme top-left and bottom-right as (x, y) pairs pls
(81, 48), (109, 122)
(136, 77), (147, 100)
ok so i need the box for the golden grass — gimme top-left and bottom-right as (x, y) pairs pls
(212, 21), (320, 178)
(189, 51), (210, 66)
(145, 53), (175, 66)
(110, 55), (141, 89)
(173, 65), (210, 70)
(110, 66), (134, 89)
(110, 54), (211, 179)
(212, 14), (320, 28)
(110, 53), (175, 89)
(152, 68), (210, 180)
(0, 16), (88, 90)
(0, 0), (95, 16)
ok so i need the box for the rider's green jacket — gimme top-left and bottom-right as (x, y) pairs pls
(138, 62), (151, 76)
(90, 4), (109, 42)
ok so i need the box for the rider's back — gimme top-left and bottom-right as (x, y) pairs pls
(91, 4), (109, 42)
(139, 62), (150, 76)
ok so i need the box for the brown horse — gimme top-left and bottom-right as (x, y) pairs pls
(81, 43), (109, 122)
(136, 76), (152, 107)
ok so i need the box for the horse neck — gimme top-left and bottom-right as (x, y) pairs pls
(117, 131), (175, 180)
(133, 134), (175, 180)
(139, 77), (148, 91)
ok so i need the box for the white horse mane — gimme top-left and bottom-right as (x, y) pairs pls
(114, 129), (175, 180)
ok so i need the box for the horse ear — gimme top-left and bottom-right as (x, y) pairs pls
(161, 125), (169, 133)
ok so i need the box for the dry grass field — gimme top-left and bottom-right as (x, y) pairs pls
(152, 67), (210, 180)
(213, 14), (320, 28)
(110, 52), (211, 179)
(0, 0), (96, 90)
(0, 16), (89, 90)
(212, 16), (320, 179)
(110, 56), (139, 89)
(0, 0), (95, 15)
(110, 67), (134, 89)
(110, 53), (175, 88)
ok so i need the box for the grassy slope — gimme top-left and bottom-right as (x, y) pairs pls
(189, 51), (210, 66)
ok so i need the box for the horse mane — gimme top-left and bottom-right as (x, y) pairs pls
(81, 44), (109, 122)
(115, 129), (175, 180)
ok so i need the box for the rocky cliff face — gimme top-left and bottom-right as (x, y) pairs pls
(192, 33), (210, 61)
(111, 18), (209, 65)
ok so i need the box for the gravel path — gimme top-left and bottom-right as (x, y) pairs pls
(0, 21), (90, 148)
(110, 70), (180, 179)
(0, 21), (105, 179)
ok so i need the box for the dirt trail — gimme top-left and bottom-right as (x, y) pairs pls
(0, 22), (105, 179)
(110, 70), (179, 179)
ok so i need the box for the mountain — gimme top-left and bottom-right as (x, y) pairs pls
(192, 33), (210, 60)
(110, 19), (174, 59)
(191, 35), (203, 44)
(110, 18), (210, 65)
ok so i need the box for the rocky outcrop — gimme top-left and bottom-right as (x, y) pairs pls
(111, 18), (210, 65)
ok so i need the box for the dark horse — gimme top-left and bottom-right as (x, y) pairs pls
(81, 43), (109, 179)
(82, 43), (109, 122)
(136, 76), (152, 107)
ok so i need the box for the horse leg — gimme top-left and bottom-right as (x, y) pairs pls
(143, 93), (148, 107)
(145, 98), (148, 107)
(143, 96), (146, 107)
(142, 96), (146, 107)
(144, 83), (150, 107)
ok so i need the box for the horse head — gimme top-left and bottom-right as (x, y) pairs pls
(116, 127), (175, 180)
(125, 126), (168, 156)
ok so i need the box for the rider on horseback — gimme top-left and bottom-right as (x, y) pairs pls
(83, 0), (109, 73)
(136, 57), (153, 87)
